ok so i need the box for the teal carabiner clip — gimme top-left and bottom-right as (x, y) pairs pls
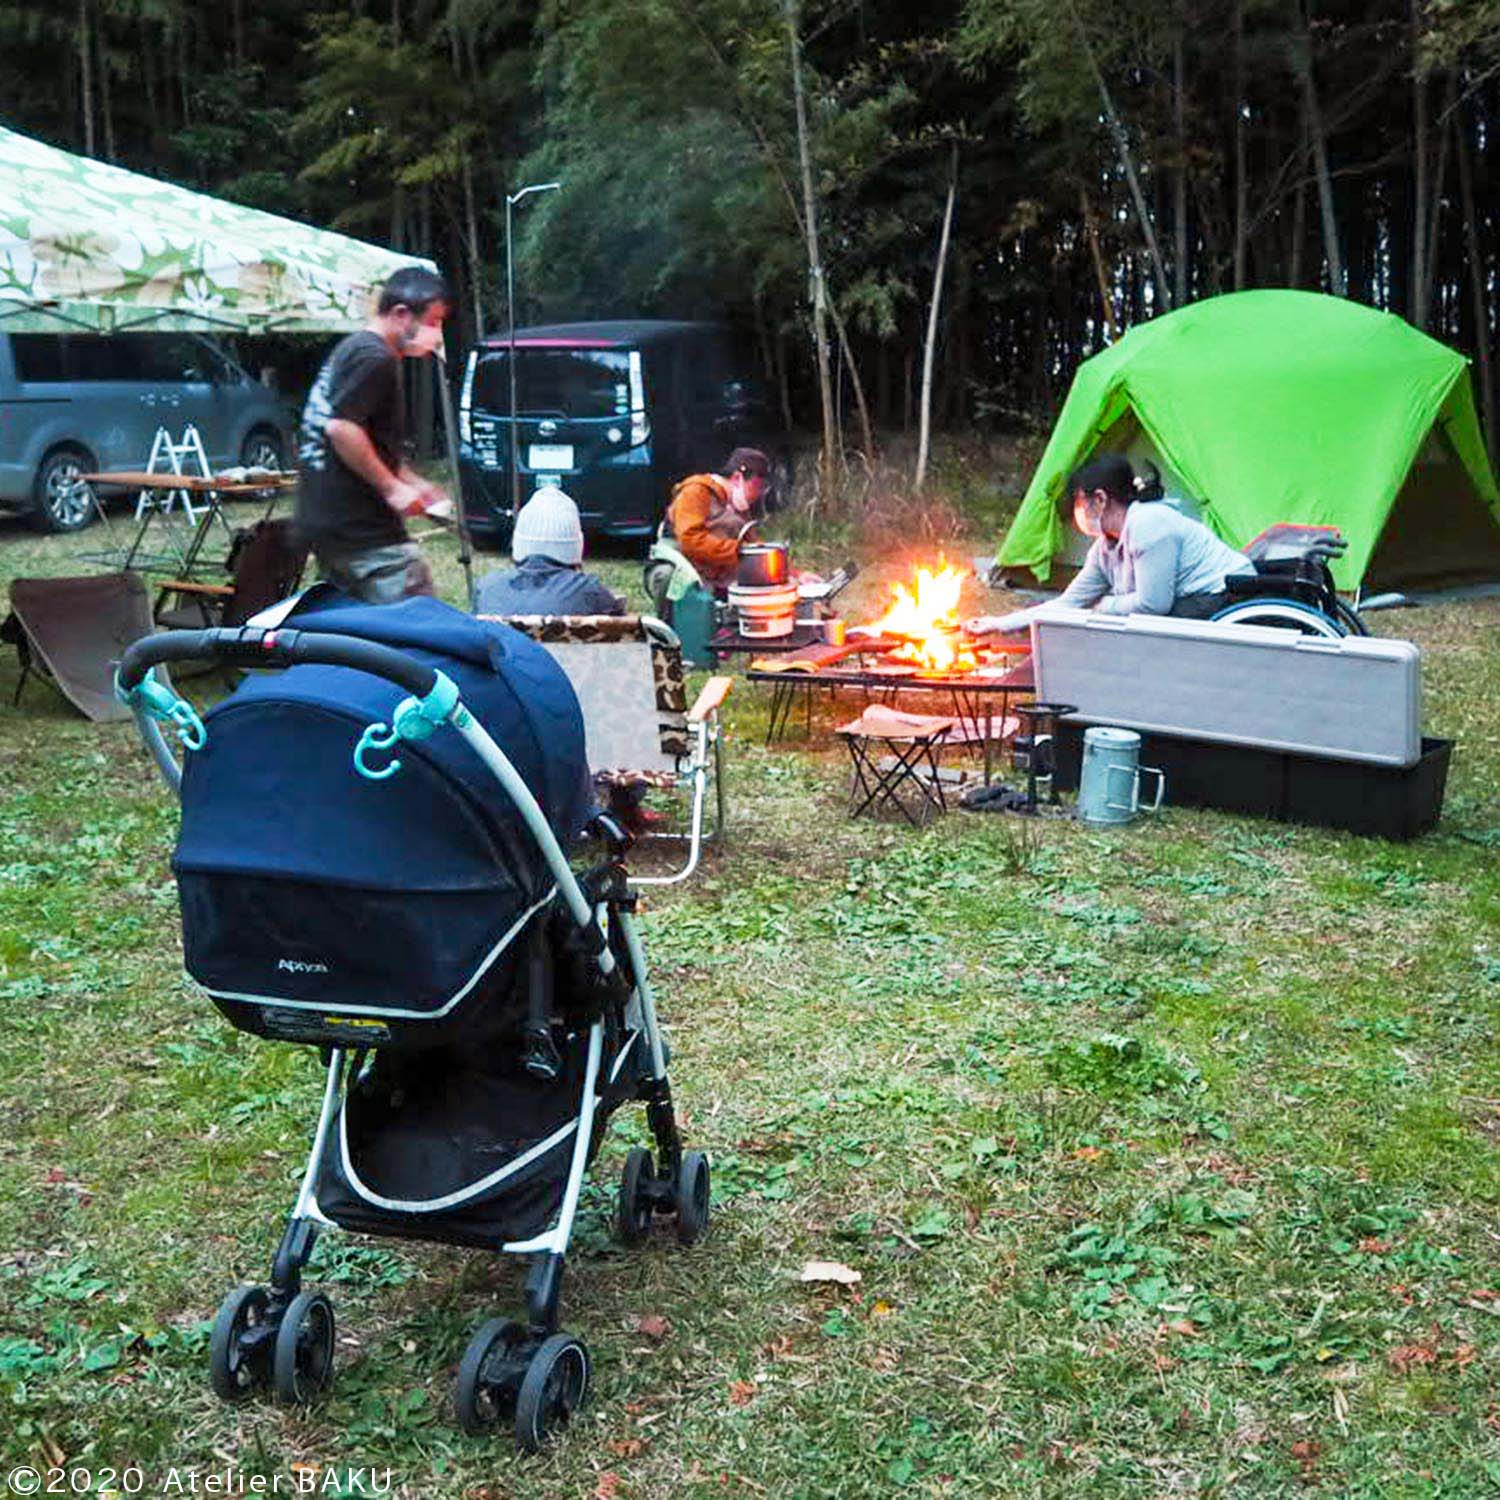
(352, 672), (462, 783)
(119, 673), (207, 751)
(353, 722), (402, 780)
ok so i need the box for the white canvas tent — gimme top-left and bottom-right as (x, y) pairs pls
(0, 123), (431, 333)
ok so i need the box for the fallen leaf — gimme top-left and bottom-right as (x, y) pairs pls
(728, 1380), (756, 1407)
(872, 1300), (894, 1318)
(760, 1334), (794, 1359)
(1388, 1343), (1438, 1372)
(593, 1473), (622, 1500)
(608, 1438), (649, 1459)
(1070, 1146), (1104, 1162)
(1166, 1319), (1197, 1337)
(1450, 1344), (1477, 1370)
(1357, 1238), (1392, 1254)
(799, 1260), (862, 1286)
(633, 1314), (671, 1341)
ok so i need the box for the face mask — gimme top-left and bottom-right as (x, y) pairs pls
(402, 316), (444, 358)
(727, 476), (751, 514)
(1073, 494), (1105, 539)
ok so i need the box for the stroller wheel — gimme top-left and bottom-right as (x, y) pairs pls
(271, 1290), (336, 1404)
(455, 1318), (527, 1435)
(615, 1147), (656, 1245)
(209, 1284), (270, 1403)
(675, 1149), (711, 1247)
(514, 1333), (591, 1453)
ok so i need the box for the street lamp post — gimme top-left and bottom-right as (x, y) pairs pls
(505, 180), (561, 516)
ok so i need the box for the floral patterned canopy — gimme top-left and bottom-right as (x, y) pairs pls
(0, 124), (435, 333)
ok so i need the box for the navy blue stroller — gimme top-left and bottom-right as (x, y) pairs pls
(117, 594), (709, 1451)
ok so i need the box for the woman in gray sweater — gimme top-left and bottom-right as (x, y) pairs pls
(970, 454), (1255, 635)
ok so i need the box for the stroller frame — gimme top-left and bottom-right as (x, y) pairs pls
(117, 624), (709, 1450)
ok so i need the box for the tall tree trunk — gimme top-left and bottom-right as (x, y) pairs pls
(828, 296), (876, 460)
(78, 0), (95, 156)
(1456, 90), (1495, 457)
(1289, 116), (1309, 287)
(1420, 76), (1456, 330)
(98, 11), (115, 163)
(1173, 22), (1189, 305)
(775, 328), (794, 437)
(1072, 3), (1172, 309)
(1081, 185), (1118, 340)
(1411, 0), (1428, 324)
(785, 0), (838, 502)
(915, 146), (958, 493)
(1233, 0), (1248, 289)
(1293, 6), (1344, 294)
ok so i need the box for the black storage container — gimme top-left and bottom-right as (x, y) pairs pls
(1053, 724), (1452, 841)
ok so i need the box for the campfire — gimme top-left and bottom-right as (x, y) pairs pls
(861, 561), (979, 675)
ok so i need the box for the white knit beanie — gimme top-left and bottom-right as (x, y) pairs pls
(512, 484), (584, 566)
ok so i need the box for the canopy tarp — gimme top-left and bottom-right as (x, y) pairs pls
(0, 124), (431, 334)
(998, 290), (1500, 591)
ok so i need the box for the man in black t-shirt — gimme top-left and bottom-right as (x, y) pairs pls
(296, 266), (454, 604)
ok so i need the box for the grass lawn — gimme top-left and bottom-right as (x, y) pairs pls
(0, 498), (1497, 1498)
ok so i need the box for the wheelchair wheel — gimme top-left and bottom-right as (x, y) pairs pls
(1209, 598), (1347, 638)
(1332, 597), (1369, 636)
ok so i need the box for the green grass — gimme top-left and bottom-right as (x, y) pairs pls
(0, 496), (1497, 1497)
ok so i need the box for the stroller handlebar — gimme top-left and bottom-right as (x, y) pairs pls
(117, 626), (440, 698)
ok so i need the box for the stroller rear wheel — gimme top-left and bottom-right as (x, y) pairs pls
(514, 1333), (591, 1453)
(271, 1290), (336, 1404)
(615, 1147), (656, 1245)
(209, 1284), (270, 1403)
(675, 1150), (711, 1246)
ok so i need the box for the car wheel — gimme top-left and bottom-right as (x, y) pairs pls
(241, 429), (287, 472)
(31, 447), (98, 533)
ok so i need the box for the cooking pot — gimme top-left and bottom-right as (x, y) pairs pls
(737, 542), (790, 588)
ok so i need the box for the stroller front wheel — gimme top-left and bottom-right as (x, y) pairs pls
(615, 1147), (657, 1245)
(209, 1284), (270, 1403)
(455, 1318), (528, 1434)
(514, 1333), (591, 1453)
(675, 1150), (711, 1246)
(271, 1290), (336, 1404)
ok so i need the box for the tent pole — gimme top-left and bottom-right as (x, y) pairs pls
(435, 349), (475, 611)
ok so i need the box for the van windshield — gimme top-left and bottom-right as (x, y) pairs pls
(470, 347), (632, 420)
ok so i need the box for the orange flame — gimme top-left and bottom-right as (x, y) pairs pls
(866, 561), (976, 674)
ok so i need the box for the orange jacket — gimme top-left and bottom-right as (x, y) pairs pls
(666, 474), (745, 583)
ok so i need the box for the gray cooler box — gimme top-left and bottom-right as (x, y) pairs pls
(1031, 610), (1450, 839)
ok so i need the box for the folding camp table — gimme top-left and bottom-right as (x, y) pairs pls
(748, 648), (1036, 785)
(80, 470), (296, 577)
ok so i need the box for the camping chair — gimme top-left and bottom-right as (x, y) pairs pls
(2, 572), (156, 722)
(155, 519), (309, 631)
(479, 613), (732, 886)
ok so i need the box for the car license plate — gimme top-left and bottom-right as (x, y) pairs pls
(529, 444), (574, 470)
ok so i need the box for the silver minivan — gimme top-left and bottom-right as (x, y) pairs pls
(0, 331), (293, 532)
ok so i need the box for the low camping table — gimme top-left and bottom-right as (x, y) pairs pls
(80, 470), (297, 576)
(748, 642), (1035, 785)
(837, 705), (956, 825)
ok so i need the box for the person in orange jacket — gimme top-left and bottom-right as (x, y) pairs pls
(662, 447), (770, 588)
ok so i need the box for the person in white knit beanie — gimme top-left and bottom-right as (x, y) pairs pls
(475, 485), (622, 617)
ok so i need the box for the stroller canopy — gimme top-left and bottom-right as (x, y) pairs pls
(172, 595), (592, 1031)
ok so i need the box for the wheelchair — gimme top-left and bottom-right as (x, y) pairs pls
(1210, 524), (1368, 639)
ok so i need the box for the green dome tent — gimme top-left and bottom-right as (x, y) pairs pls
(996, 290), (1500, 592)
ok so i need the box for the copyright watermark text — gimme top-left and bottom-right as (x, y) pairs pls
(6, 1467), (396, 1496)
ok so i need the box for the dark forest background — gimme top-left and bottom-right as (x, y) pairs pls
(5, 0), (1500, 473)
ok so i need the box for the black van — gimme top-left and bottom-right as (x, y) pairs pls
(456, 320), (788, 547)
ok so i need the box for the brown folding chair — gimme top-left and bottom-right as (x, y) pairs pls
(156, 518), (309, 630)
